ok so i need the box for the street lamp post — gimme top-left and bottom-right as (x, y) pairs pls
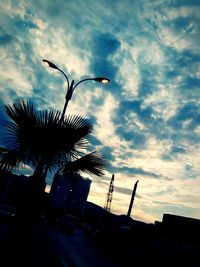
(43, 59), (110, 122)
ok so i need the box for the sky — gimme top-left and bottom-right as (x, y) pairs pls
(0, 0), (200, 223)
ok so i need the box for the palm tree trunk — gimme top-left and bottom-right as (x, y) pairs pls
(23, 162), (48, 221)
(32, 162), (46, 180)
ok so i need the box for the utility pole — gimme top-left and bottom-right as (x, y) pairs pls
(104, 174), (115, 212)
(127, 180), (139, 217)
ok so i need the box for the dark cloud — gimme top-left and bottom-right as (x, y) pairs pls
(169, 0), (200, 8)
(0, 34), (14, 45)
(112, 165), (160, 179)
(183, 76), (200, 89)
(170, 146), (186, 155)
(165, 69), (180, 80)
(176, 50), (200, 66)
(168, 102), (200, 131)
(172, 17), (191, 31)
(101, 146), (115, 162)
(114, 186), (132, 196)
(89, 32), (121, 94)
(88, 134), (102, 147)
(113, 99), (169, 147)
(114, 99), (155, 127)
(91, 60), (119, 82)
(118, 128), (146, 149)
(14, 19), (37, 31)
(0, 100), (10, 147)
(162, 145), (187, 161)
(92, 33), (121, 58)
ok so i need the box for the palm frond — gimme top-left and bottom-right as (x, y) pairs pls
(32, 112), (93, 159)
(0, 148), (25, 170)
(5, 99), (37, 126)
(1, 99), (105, 179)
(37, 109), (61, 127)
(0, 147), (9, 153)
(59, 151), (106, 177)
(63, 114), (93, 147)
(4, 100), (37, 151)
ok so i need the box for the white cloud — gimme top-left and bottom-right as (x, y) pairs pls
(166, 6), (200, 20)
(119, 53), (140, 99)
(130, 40), (165, 65)
(29, 25), (90, 78)
(143, 84), (179, 120)
(93, 92), (119, 147)
(0, 0), (26, 19)
(0, 48), (33, 98)
(32, 18), (48, 31)
(141, 3), (200, 53)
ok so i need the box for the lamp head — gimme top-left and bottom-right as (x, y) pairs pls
(42, 59), (58, 69)
(94, 77), (110, 84)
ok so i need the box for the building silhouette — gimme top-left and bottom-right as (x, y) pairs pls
(155, 213), (200, 247)
(50, 173), (91, 217)
(0, 169), (31, 207)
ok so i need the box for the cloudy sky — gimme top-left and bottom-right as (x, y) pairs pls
(0, 0), (200, 223)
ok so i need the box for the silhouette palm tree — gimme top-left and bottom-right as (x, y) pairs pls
(0, 99), (106, 183)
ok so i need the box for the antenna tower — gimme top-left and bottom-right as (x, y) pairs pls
(104, 174), (115, 212)
(127, 180), (139, 217)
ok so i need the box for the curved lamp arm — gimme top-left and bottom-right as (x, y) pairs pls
(42, 59), (70, 90)
(43, 59), (110, 122)
(73, 77), (110, 92)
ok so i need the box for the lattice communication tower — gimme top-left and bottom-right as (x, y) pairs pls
(104, 174), (114, 212)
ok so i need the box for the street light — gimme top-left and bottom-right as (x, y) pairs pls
(43, 59), (110, 121)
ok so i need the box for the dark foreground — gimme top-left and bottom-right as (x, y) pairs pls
(0, 204), (200, 267)
(0, 214), (120, 267)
